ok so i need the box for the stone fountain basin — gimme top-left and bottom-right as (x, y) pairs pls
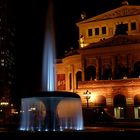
(19, 91), (84, 131)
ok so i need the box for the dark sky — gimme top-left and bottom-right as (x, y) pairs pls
(17, 0), (140, 58)
(53, 0), (140, 58)
(16, 0), (140, 95)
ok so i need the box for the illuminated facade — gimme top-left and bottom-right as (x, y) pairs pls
(56, 2), (140, 119)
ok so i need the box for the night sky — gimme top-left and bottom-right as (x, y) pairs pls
(17, 0), (140, 58)
(16, 0), (140, 96)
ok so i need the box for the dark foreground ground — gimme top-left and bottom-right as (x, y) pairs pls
(0, 130), (140, 140)
(1, 122), (140, 140)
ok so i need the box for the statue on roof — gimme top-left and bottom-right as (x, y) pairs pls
(81, 11), (86, 20)
(121, 0), (129, 6)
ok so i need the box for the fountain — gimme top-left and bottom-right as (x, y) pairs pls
(19, 0), (84, 131)
(20, 91), (83, 131)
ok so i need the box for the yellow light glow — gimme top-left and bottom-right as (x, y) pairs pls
(0, 102), (9, 106)
(80, 43), (89, 48)
(90, 94), (96, 103)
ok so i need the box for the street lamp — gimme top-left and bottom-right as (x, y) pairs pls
(83, 90), (91, 108)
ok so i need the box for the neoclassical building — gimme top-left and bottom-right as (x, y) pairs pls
(56, 1), (140, 120)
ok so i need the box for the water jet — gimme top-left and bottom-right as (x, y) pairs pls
(19, 0), (84, 132)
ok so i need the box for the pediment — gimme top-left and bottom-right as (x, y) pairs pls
(94, 5), (140, 21)
(78, 5), (140, 24)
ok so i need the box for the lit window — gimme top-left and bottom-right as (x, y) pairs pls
(1, 63), (4, 66)
(1, 59), (4, 62)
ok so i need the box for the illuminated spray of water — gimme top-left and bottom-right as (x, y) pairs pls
(20, 1), (84, 131)
(42, 1), (56, 91)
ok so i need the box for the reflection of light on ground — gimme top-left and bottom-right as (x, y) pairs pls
(1, 126), (140, 133)
(84, 127), (140, 132)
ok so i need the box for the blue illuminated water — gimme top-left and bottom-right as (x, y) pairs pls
(20, 92), (84, 131)
(19, 1), (84, 132)
(42, 1), (56, 91)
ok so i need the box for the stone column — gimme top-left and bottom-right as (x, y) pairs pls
(126, 105), (134, 119)
(127, 54), (133, 77)
(71, 64), (75, 92)
(81, 58), (86, 81)
(126, 98), (134, 119)
(96, 57), (99, 80)
(106, 97), (114, 117)
(106, 106), (114, 117)
(111, 57), (115, 79)
(65, 66), (69, 91)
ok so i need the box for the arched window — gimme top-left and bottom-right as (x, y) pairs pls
(115, 65), (128, 79)
(114, 94), (126, 107)
(95, 95), (106, 107)
(69, 73), (72, 90)
(133, 61), (140, 78)
(102, 65), (112, 80)
(76, 71), (82, 89)
(134, 94), (140, 106)
(85, 65), (96, 81)
(114, 94), (126, 119)
(134, 94), (140, 119)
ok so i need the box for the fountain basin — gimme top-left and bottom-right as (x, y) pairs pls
(19, 91), (84, 131)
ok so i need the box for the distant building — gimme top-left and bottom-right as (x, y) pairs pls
(0, 0), (16, 124)
(56, 1), (140, 120)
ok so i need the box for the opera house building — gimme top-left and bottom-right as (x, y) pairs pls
(56, 1), (140, 120)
